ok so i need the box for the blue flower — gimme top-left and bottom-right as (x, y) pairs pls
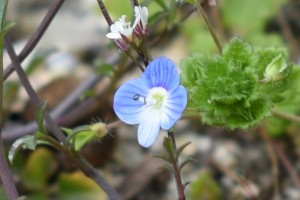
(113, 57), (188, 148)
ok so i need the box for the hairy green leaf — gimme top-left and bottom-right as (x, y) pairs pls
(181, 37), (291, 130)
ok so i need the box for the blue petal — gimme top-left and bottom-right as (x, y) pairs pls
(138, 112), (161, 148)
(113, 78), (149, 124)
(143, 57), (180, 91)
(160, 85), (188, 130)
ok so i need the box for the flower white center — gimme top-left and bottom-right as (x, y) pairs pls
(134, 87), (169, 109)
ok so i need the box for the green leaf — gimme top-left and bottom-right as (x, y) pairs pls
(0, 0), (9, 29)
(168, 0), (177, 25)
(176, 141), (191, 159)
(179, 158), (196, 171)
(65, 125), (95, 151)
(181, 37), (291, 130)
(153, 153), (172, 163)
(21, 148), (57, 190)
(8, 135), (37, 164)
(189, 170), (222, 200)
(157, 165), (174, 174)
(58, 171), (107, 200)
(148, 11), (167, 26)
(154, 0), (168, 11)
(163, 137), (175, 159)
(35, 101), (48, 134)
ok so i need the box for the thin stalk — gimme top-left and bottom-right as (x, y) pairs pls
(0, 38), (19, 199)
(271, 109), (300, 124)
(39, 135), (122, 200)
(3, 0), (65, 81)
(124, 50), (145, 72)
(167, 131), (186, 200)
(4, 36), (122, 199)
(131, 0), (139, 7)
(97, 0), (113, 26)
(4, 36), (66, 142)
(194, 1), (222, 54)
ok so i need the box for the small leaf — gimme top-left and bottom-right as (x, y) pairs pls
(61, 127), (73, 135)
(0, 0), (9, 29)
(66, 125), (94, 151)
(154, 0), (168, 11)
(179, 158), (196, 171)
(163, 137), (175, 160)
(183, 181), (191, 189)
(9, 135), (37, 164)
(176, 141), (191, 159)
(157, 165), (174, 174)
(35, 101), (48, 134)
(168, 0), (177, 25)
(148, 11), (167, 26)
(153, 153), (173, 163)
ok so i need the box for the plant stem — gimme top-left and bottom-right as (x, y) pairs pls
(97, 0), (113, 26)
(167, 131), (186, 200)
(271, 109), (300, 124)
(0, 38), (19, 200)
(3, 0), (65, 81)
(39, 135), (122, 200)
(194, 1), (222, 54)
(4, 37), (122, 199)
(4, 36), (66, 143)
(131, 0), (139, 7)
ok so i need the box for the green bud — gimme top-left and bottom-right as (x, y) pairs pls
(90, 122), (108, 139)
(262, 54), (290, 83)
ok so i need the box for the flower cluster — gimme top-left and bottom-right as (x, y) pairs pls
(106, 6), (148, 51)
(113, 57), (187, 147)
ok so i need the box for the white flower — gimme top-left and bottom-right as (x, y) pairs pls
(106, 15), (134, 40)
(133, 6), (148, 35)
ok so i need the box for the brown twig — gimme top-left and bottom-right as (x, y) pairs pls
(277, 1), (300, 62)
(4, 36), (66, 142)
(97, 0), (113, 26)
(272, 109), (300, 124)
(274, 142), (300, 190)
(258, 126), (280, 200)
(0, 24), (19, 198)
(3, 0), (65, 81)
(131, 0), (140, 7)
(211, 159), (259, 200)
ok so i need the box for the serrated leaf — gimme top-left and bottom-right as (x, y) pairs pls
(181, 37), (291, 130)
(153, 153), (172, 163)
(35, 101), (48, 134)
(9, 135), (37, 164)
(176, 141), (191, 159)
